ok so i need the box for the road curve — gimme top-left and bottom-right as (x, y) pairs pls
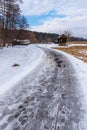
(0, 47), (82, 130)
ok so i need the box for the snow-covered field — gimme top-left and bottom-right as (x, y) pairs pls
(0, 45), (44, 96)
(0, 43), (87, 129)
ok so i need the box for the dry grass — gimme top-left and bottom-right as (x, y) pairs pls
(67, 41), (87, 45)
(54, 46), (87, 63)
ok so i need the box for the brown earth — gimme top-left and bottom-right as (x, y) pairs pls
(54, 45), (87, 63)
(67, 41), (87, 45)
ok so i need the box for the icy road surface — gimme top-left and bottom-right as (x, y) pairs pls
(0, 47), (84, 130)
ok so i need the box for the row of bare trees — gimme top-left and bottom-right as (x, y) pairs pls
(0, 0), (28, 46)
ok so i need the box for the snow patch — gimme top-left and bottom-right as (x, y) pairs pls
(0, 45), (44, 96)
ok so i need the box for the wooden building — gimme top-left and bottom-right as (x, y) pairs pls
(58, 34), (67, 46)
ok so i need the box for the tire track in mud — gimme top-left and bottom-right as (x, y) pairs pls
(0, 48), (82, 130)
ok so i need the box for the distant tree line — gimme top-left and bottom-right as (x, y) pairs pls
(0, 0), (29, 47)
(70, 36), (87, 42)
(33, 31), (59, 43)
(33, 31), (87, 43)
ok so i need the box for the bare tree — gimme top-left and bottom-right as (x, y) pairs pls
(63, 30), (72, 42)
(0, 0), (24, 46)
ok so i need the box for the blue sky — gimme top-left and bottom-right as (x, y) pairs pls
(21, 0), (87, 38)
(27, 11), (66, 26)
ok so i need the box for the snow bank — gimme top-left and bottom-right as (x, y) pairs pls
(37, 43), (58, 48)
(0, 45), (44, 96)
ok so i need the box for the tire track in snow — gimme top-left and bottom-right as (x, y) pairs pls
(0, 48), (82, 130)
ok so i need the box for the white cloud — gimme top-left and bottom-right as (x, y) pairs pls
(21, 0), (57, 16)
(22, 0), (87, 16)
(31, 16), (87, 38)
(21, 0), (87, 38)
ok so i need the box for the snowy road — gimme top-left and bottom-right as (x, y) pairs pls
(0, 47), (84, 130)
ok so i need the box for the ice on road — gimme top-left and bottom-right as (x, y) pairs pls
(0, 47), (84, 130)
